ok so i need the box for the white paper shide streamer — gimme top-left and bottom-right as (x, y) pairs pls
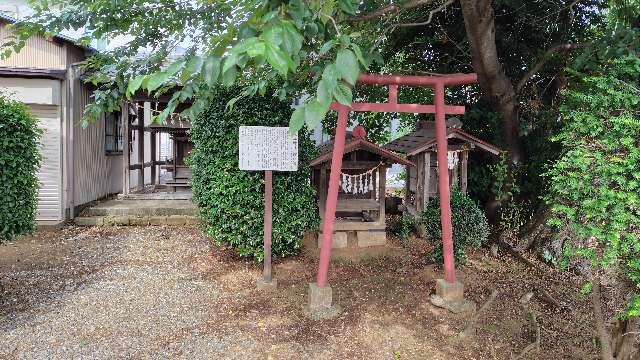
(340, 163), (382, 194)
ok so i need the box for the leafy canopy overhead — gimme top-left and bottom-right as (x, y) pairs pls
(4, 0), (382, 131)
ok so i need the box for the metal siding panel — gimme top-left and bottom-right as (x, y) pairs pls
(0, 24), (66, 70)
(31, 105), (62, 221)
(72, 79), (113, 205)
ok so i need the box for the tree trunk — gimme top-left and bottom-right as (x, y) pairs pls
(459, 0), (522, 164)
(591, 279), (615, 360)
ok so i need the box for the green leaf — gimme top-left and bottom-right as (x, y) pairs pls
(181, 56), (203, 81)
(280, 21), (303, 55)
(265, 43), (294, 76)
(318, 40), (334, 56)
(305, 99), (329, 128)
(351, 43), (369, 70)
(165, 60), (185, 77)
(338, 0), (357, 15)
(145, 71), (168, 93)
(322, 64), (339, 90)
(126, 75), (145, 98)
(317, 78), (335, 106)
(289, 106), (305, 133)
(203, 56), (221, 86)
(261, 24), (283, 46)
(336, 49), (360, 85)
(332, 83), (352, 105)
(221, 66), (237, 87)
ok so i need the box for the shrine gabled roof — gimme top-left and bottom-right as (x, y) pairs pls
(384, 123), (502, 156)
(310, 132), (414, 167)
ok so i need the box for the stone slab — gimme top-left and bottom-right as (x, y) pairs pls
(74, 217), (103, 227)
(129, 217), (150, 226)
(165, 215), (188, 226)
(317, 231), (348, 249)
(104, 216), (130, 226)
(356, 231), (386, 247)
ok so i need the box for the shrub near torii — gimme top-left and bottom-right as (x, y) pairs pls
(188, 88), (319, 261)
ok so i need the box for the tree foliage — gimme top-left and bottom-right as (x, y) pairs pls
(545, 55), (640, 317)
(0, 94), (41, 241)
(189, 87), (318, 261)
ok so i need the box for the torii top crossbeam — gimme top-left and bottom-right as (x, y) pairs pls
(316, 73), (478, 291)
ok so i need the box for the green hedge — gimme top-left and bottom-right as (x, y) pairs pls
(0, 95), (41, 241)
(421, 190), (489, 264)
(189, 88), (319, 261)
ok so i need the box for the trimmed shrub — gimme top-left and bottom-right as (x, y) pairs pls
(421, 190), (489, 263)
(189, 88), (319, 261)
(0, 95), (41, 241)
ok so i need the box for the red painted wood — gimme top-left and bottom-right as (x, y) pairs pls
(357, 73), (477, 86)
(388, 85), (398, 104)
(330, 102), (466, 114)
(263, 170), (273, 282)
(434, 83), (457, 283)
(316, 106), (349, 288)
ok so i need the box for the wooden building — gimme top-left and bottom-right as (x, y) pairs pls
(310, 126), (413, 249)
(0, 13), (123, 224)
(384, 119), (501, 214)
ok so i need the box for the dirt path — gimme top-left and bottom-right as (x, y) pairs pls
(0, 226), (597, 359)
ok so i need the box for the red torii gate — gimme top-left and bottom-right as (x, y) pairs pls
(309, 72), (478, 316)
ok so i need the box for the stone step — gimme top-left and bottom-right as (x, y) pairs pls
(74, 215), (201, 226)
(81, 199), (197, 217)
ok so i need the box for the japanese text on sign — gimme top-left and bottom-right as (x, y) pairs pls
(239, 126), (298, 171)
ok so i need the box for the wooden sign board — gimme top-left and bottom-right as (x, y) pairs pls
(239, 126), (298, 171)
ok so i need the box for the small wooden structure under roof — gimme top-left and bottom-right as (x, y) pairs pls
(310, 126), (413, 249)
(384, 119), (501, 214)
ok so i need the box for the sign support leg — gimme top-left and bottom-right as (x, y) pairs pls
(257, 170), (277, 290)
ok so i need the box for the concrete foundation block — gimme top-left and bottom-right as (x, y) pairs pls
(129, 216), (150, 226)
(317, 232), (348, 249)
(104, 216), (130, 226)
(165, 215), (187, 226)
(256, 276), (277, 290)
(183, 216), (201, 225)
(435, 278), (464, 301)
(356, 231), (386, 247)
(307, 282), (341, 320)
(148, 216), (168, 225)
(75, 217), (103, 227)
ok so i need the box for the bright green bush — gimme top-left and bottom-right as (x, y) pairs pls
(189, 88), (319, 261)
(421, 190), (489, 264)
(0, 95), (41, 241)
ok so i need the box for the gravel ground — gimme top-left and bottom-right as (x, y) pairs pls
(0, 226), (599, 359)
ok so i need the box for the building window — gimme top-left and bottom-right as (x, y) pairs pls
(105, 112), (123, 155)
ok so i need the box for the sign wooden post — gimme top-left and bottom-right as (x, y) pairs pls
(239, 126), (298, 289)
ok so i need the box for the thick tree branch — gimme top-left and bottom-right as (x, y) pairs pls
(396, 0), (456, 27)
(354, 0), (437, 21)
(515, 43), (582, 93)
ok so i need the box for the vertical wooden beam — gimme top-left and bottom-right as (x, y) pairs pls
(461, 150), (468, 193)
(150, 130), (157, 185)
(452, 153), (459, 190)
(434, 82), (456, 284)
(137, 102), (145, 188)
(378, 164), (387, 224)
(262, 170), (273, 282)
(404, 162), (411, 207)
(424, 152), (431, 205)
(316, 105), (349, 288)
(416, 153), (424, 212)
(121, 103), (130, 195)
(319, 168), (327, 219)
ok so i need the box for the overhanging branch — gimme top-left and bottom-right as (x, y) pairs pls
(353, 0), (437, 21)
(396, 0), (456, 28)
(515, 43), (582, 93)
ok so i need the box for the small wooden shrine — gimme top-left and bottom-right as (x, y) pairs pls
(384, 119), (501, 214)
(310, 126), (414, 249)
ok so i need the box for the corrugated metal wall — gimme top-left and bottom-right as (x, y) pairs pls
(31, 105), (63, 222)
(71, 74), (121, 206)
(0, 24), (67, 69)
